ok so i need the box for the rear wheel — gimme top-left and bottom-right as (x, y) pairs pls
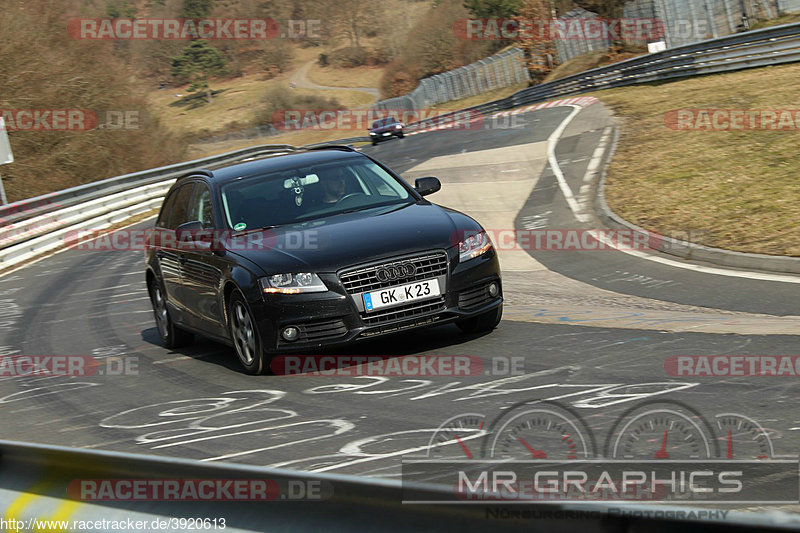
(229, 289), (267, 375)
(148, 278), (193, 349)
(456, 304), (502, 334)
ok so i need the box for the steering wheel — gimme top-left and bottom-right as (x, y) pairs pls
(336, 192), (367, 205)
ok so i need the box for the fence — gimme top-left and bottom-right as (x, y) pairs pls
(624, 0), (800, 48)
(553, 8), (615, 63)
(373, 48), (530, 112)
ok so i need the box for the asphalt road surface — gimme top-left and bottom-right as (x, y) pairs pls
(0, 101), (798, 506)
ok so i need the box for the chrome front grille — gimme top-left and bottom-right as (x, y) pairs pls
(339, 251), (448, 295)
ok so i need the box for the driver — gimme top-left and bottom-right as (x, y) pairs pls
(321, 168), (347, 204)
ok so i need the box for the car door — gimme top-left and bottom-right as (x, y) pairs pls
(179, 183), (227, 336)
(155, 183), (195, 314)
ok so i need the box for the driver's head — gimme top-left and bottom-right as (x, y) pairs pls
(323, 167), (346, 199)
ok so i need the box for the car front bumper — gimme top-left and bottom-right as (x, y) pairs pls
(249, 248), (502, 352)
(369, 130), (404, 141)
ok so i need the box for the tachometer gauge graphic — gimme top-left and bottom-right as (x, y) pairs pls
(426, 413), (487, 459)
(610, 407), (712, 459)
(490, 407), (593, 459)
(715, 413), (775, 459)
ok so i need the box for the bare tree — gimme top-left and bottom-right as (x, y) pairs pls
(515, 0), (557, 83)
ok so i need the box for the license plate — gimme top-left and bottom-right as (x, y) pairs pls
(363, 279), (441, 312)
(382, 132), (391, 136)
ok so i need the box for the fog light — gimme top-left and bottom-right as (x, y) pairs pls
(488, 282), (499, 298)
(282, 326), (300, 342)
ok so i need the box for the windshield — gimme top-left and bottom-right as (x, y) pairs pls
(220, 158), (412, 229)
(372, 118), (397, 128)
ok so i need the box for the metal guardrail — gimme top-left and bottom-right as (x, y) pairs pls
(0, 439), (797, 532)
(0, 145), (295, 227)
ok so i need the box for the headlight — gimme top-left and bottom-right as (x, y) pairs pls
(458, 231), (492, 263)
(259, 273), (327, 294)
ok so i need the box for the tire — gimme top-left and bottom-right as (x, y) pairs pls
(228, 289), (267, 375)
(397, 132), (404, 138)
(148, 278), (193, 349)
(372, 141), (378, 146)
(456, 304), (503, 334)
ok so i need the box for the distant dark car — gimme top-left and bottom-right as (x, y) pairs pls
(145, 146), (502, 374)
(369, 117), (404, 145)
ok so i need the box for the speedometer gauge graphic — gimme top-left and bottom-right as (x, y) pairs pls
(609, 404), (713, 459)
(490, 406), (593, 459)
(715, 413), (775, 459)
(427, 413), (487, 459)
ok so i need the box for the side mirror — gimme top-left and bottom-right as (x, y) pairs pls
(414, 177), (441, 197)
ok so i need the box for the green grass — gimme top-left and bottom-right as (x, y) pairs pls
(588, 62), (800, 256)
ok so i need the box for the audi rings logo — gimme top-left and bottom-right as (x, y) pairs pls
(375, 262), (417, 282)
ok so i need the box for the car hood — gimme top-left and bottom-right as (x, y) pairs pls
(228, 202), (468, 274)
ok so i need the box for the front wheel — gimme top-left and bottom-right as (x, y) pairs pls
(229, 289), (267, 375)
(456, 304), (502, 334)
(148, 279), (193, 349)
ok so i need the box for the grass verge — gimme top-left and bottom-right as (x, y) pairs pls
(591, 62), (800, 256)
(544, 48), (645, 82)
(431, 82), (529, 110)
(306, 63), (385, 89)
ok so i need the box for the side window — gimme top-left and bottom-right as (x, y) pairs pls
(166, 183), (196, 230)
(156, 190), (178, 228)
(189, 185), (214, 228)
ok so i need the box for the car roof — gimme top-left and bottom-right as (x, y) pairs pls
(183, 149), (365, 186)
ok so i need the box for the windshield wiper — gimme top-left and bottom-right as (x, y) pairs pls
(338, 206), (377, 215)
(231, 225), (279, 236)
